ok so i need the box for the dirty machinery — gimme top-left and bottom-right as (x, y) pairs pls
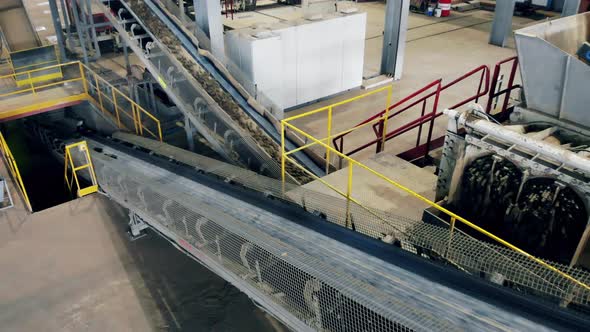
(437, 13), (590, 269)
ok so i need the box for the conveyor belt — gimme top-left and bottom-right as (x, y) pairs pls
(142, 0), (323, 176)
(93, 0), (322, 181)
(79, 134), (590, 331)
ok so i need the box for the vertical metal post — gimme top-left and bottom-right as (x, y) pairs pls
(149, 82), (157, 111)
(112, 89), (121, 127)
(345, 163), (353, 229)
(381, 0), (409, 79)
(195, 0), (225, 60)
(86, 0), (101, 59)
(281, 121), (286, 196)
(79, 62), (88, 94)
(59, 0), (73, 49)
(94, 74), (104, 112)
(70, 0), (89, 64)
(570, 219), (590, 267)
(489, 0), (516, 47)
(77, 0), (91, 53)
(184, 116), (195, 151)
(179, 0), (186, 24)
(380, 87), (393, 152)
(48, 0), (67, 62)
(445, 217), (456, 258)
(424, 83), (442, 162)
(28, 72), (35, 95)
(326, 107), (333, 174)
(562, 0), (581, 17)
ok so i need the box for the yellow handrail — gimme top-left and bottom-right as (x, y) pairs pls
(64, 141), (98, 197)
(0, 131), (32, 212)
(280, 89), (590, 293)
(0, 61), (163, 142)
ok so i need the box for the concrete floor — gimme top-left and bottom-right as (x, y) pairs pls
(0, 162), (282, 332)
(300, 152), (437, 220)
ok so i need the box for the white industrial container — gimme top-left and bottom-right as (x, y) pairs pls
(225, 11), (367, 114)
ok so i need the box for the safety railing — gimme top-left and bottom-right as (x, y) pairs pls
(0, 130), (32, 212)
(281, 94), (590, 310)
(485, 56), (521, 115)
(64, 141), (98, 197)
(332, 65), (490, 161)
(0, 61), (163, 141)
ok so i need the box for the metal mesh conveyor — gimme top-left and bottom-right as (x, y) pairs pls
(72, 134), (590, 331)
(111, 132), (590, 314)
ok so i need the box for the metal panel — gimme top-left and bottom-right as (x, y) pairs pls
(515, 12), (590, 128)
(516, 35), (567, 117)
(561, 56), (590, 124)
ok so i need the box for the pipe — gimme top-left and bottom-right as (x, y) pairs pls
(444, 108), (590, 174)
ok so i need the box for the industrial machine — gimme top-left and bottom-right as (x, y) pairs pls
(436, 12), (590, 268)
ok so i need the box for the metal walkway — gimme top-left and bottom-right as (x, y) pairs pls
(0, 61), (162, 140)
(70, 134), (590, 331)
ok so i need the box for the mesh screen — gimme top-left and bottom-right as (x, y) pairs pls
(110, 132), (590, 314)
(88, 144), (453, 331)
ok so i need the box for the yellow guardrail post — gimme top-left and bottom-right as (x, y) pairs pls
(445, 217), (456, 258)
(0, 131), (32, 212)
(27, 72), (35, 95)
(380, 86), (393, 153)
(326, 106), (333, 174)
(111, 88), (121, 128)
(64, 141), (98, 197)
(94, 73), (104, 113)
(79, 62), (88, 95)
(281, 121), (286, 196)
(345, 162), (353, 229)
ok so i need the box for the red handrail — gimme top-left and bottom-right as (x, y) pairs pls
(333, 64), (491, 157)
(485, 56), (520, 115)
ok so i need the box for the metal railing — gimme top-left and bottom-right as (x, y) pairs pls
(0, 61), (163, 141)
(485, 56), (521, 115)
(333, 64), (491, 160)
(64, 140), (98, 197)
(0, 130), (31, 212)
(280, 96), (590, 308)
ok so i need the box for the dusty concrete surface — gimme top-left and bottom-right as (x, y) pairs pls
(0, 7), (38, 51)
(0, 160), (282, 332)
(300, 152), (436, 220)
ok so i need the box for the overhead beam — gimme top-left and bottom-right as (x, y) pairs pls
(380, 0), (409, 79)
(489, 0), (516, 47)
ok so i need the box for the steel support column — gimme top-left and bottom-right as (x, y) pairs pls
(86, 0), (101, 58)
(184, 115), (195, 151)
(179, 0), (186, 24)
(195, 0), (225, 60)
(562, 0), (581, 16)
(48, 0), (67, 62)
(489, 0), (516, 47)
(59, 0), (73, 51)
(380, 0), (409, 79)
(70, 0), (89, 64)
